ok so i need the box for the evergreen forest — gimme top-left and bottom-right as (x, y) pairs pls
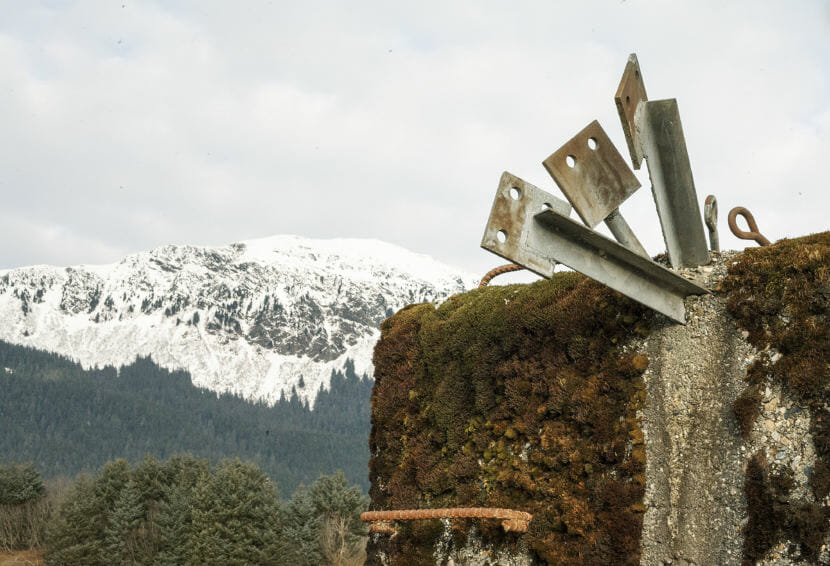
(0, 340), (373, 494)
(0, 457), (369, 565)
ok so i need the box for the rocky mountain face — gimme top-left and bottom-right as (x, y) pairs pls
(0, 235), (476, 405)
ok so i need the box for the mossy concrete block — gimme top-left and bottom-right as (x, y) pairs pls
(366, 232), (830, 565)
(368, 272), (650, 564)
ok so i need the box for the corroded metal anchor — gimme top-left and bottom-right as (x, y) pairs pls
(361, 507), (533, 535)
(728, 206), (770, 247)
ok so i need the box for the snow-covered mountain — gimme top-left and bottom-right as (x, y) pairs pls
(0, 236), (476, 405)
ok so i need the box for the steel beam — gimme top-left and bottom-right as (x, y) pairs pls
(481, 172), (708, 324)
(638, 99), (710, 268)
(604, 208), (648, 257)
(615, 54), (709, 268)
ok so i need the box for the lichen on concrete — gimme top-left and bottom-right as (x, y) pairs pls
(721, 232), (830, 564)
(434, 522), (534, 566)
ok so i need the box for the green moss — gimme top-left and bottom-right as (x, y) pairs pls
(721, 232), (830, 562)
(367, 272), (651, 565)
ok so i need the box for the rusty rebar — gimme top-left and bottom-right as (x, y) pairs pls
(728, 206), (770, 247)
(704, 195), (719, 252)
(367, 520), (396, 535)
(361, 507), (533, 534)
(478, 264), (525, 287)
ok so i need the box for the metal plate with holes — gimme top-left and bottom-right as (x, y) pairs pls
(615, 53), (648, 169)
(481, 176), (708, 323)
(481, 172), (571, 278)
(542, 120), (641, 229)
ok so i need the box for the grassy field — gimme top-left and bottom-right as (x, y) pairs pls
(0, 550), (43, 566)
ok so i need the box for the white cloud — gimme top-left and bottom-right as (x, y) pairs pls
(0, 0), (827, 275)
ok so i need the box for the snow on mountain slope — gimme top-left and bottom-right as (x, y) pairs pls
(0, 235), (477, 405)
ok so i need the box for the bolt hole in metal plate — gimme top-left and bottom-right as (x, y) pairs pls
(481, 173), (708, 323)
(481, 172), (571, 278)
(542, 120), (641, 229)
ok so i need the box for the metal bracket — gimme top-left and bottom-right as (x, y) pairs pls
(615, 53), (648, 170)
(542, 120), (649, 258)
(615, 54), (709, 268)
(481, 172), (571, 278)
(481, 173), (708, 324)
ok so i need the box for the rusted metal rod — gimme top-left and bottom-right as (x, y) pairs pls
(704, 195), (719, 252)
(478, 263), (525, 287)
(361, 507), (533, 534)
(728, 206), (770, 247)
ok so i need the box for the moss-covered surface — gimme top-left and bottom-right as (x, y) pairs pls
(367, 272), (652, 565)
(721, 232), (830, 563)
(733, 383), (762, 441)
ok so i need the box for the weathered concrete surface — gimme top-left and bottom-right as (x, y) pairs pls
(639, 256), (753, 565)
(434, 524), (533, 566)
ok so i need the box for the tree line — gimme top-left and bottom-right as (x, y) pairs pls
(0, 457), (368, 565)
(0, 340), (373, 494)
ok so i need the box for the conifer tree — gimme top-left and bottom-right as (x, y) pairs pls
(308, 471), (368, 536)
(0, 462), (49, 551)
(163, 454), (209, 492)
(154, 484), (193, 566)
(103, 480), (144, 565)
(95, 459), (131, 513)
(131, 455), (167, 503)
(279, 484), (323, 566)
(0, 463), (45, 505)
(44, 476), (105, 566)
(188, 459), (282, 566)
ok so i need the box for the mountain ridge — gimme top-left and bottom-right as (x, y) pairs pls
(0, 234), (476, 405)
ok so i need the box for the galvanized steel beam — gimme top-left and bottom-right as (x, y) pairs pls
(604, 208), (648, 258)
(615, 53), (710, 268)
(637, 99), (710, 268)
(481, 172), (708, 324)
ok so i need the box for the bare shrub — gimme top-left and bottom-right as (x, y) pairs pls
(320, 514), (367, 566)
(0, 475), (70, 552)
(0, 499), (50, 552)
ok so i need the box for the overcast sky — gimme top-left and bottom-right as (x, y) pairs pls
(1, 1), (828, 277)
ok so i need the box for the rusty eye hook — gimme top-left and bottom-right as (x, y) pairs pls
(727, 207), (771, 247)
